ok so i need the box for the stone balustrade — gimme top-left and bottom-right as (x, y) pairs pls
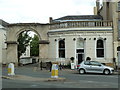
(50, 21), (112, 29)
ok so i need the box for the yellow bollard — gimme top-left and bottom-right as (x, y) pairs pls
(8, 68), (11, 74)
(51, 63), (58, 78)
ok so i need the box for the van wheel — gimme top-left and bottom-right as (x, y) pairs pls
(79, 69), (85, 74)
(104, 69), (110, 75)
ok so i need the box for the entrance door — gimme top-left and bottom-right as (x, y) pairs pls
(78, 54), (83, 64)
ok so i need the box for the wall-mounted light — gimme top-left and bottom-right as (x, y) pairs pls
(84, 38), (86, 40)
(94, 38), (96, 40)
(89, 38), (91, 40)
(73, 38), (76, 41)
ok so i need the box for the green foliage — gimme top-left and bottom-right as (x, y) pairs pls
(30, 35), (39, 56)
(17, 31), (31, 60)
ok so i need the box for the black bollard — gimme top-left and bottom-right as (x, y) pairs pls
(49, 61), (52, 72)
(40, 61), (42, 70)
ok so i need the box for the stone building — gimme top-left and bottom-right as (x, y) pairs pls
(1, 0), (118, 68)
(48, 15), (113, 67)
(0, 19), (8, 64)
(94, 0), (120, 67)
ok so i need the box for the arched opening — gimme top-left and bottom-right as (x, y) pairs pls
(17, 30), (40, 65)
(59, 40), (65, 58)
(96, 39), (104, 58)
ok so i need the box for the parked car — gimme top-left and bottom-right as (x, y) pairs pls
(77, 61), (114, 75)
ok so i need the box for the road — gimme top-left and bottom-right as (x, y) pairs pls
(2, 64), (119, 88)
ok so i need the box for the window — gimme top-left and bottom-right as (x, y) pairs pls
(84, 61), (90, 65)
(77, 38), (84, 49)
(96, 39), (104, 58)
(118, 2), (120, 11)
(90, 61), (101, 66)
(59, 40), (65, 58)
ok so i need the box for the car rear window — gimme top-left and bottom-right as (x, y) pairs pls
(84, 61), (90, 65)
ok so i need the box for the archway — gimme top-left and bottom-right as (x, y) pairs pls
(17, 30), (40, 65)
(6, 23), (49, 66)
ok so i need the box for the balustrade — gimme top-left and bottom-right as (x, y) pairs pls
(50, 21), (112, 29)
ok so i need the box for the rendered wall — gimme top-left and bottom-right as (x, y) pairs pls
(48, 30), (113, 66)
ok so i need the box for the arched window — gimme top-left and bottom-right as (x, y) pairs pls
(96, 39), (104, 58)
(59, 40), (65, 58)
(76, 38), (84, 49)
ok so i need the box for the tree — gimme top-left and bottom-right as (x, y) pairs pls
(17, 31), (31, 61)
(30, 34), (39, 56)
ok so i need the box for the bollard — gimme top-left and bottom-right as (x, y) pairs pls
(51, 63), (58, 78)
(8, 63), (15, 76)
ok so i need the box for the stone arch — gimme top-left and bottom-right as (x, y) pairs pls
(6, 23), (50, 65)
(15, 28), (41, 41)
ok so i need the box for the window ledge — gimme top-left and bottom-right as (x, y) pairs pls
(96, 57), (105, 59)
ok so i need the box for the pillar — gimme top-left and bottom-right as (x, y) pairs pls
(6, 41), (18, 66)
(39, 40), (49, 61)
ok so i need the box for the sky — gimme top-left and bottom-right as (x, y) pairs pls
(0, 0), (98, 24)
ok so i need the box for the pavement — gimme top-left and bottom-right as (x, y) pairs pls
(2, 65), (73, 82)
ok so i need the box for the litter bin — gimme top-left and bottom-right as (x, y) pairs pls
(71, 63), (74, 69)
(8, 63), (15, 76)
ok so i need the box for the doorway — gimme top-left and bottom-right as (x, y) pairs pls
(76, 49), (84, 64)
(78, 54), (84, 64)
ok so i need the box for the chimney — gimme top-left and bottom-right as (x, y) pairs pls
(94, 7), (98, 15)
(49, 17), (53, 23)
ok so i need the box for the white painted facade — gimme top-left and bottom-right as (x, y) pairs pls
(48, 27), (113, 66)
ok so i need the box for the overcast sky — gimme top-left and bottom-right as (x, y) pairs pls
(0, 0), (98, 23)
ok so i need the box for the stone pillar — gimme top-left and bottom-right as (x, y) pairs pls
(39, 40), (49, 61)
(6, 41), (18, 66)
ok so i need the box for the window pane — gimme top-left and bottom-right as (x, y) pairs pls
(97, 40), (104, 48)
(59, 40), (65, 58)
(90, 61), (101, 66)
(76, 49), (84, 53)
(118, 2), (120, 11)
(59, 40), (65, 48)
(97, 49), (104, 57)
(59, 50), (65, 58)
(84, 61), (90, 65)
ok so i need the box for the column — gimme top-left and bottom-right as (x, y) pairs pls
(6, 41), (18, 66)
